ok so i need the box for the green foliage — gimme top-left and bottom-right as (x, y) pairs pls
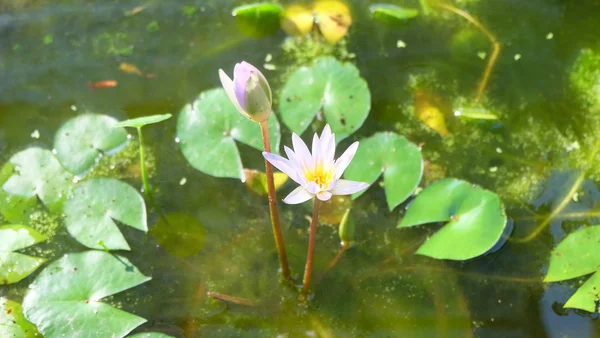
(129, 333), (175, 338)
(344, 132), (423, 210)
(0, 298), (40, 337)
(150, 213), (206, 258)
(114, 114), (172, 129)
(146, 21), (160, 33)
(0, 225), (46, 284)
(63, 178), (147, 251)
(23, 250), (151, 338)
(54, 114), (129, 175)
(545, 226), (600, 312)
(570, 48), (600, 111)
(232, 3), (283, 38)
(0, 161), (36, 224)
(398, 178), (508, 260)
(176, 88), (281, 181)
(369, 4), (419, 24)
(279, 57), (370, 141)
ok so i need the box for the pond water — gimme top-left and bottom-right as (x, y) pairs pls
(2, 0), (600, 337)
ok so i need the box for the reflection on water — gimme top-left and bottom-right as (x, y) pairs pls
(2, 0), (600, 337)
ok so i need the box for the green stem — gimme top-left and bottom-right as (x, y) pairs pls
(137, 127), (151, 196)
(301, 198), (320, 297)
(259, 121), (291, 280)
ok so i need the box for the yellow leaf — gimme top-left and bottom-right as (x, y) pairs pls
(281, 4), (314, 36)
(243, 169), (288, 196)
(313, 0), (352, 44)
(415, 89), (449, 136)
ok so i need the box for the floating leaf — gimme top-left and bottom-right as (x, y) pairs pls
(369, 4), (419, 24)
(23, 250), (151, 338)
(344, 132), (423, 210)
(312, 0), (352, 44)
(232, 3), (283, 38)
(453, 106), (499, 120)
(0, 162), (36, 224)
(177, 88), (280, 181)
(279, 57), (370, 141)
(0, 225), (46, 284)
(281, 4), (314, 36)
(54, 114), (128, 175)
(545, 226), (600, 282)
(63, 178), (147, 251)
(398, 178), (508, 260)
(415, 89), (449, 136)
(150, 213), (206, 258)
(0, 298), (40, 337)
(115, 114), (172, 129)
(129, 333), (175, 338)
(2, 148), (73, 212)
(243, 169), (288, 196)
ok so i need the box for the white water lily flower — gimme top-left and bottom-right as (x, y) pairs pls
(263, 125), (369, 204)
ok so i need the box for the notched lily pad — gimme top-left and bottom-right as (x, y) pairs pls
(344, 132), (423, 210)
(398, 178), (507, 260)
(54, 114), (128, 175)
(23, 250), (151, 338)
(114, 114), (172, 129)
(232, 2), (283, 38)
(2, 148), (73, 213)
(0, 225), (47, 285)
(177, 88), (280, 181)
(0, 298), (40, 337)
(279, 57), (370, 141)
(150, 213), (206, 258)
(63, 178), (147, 251)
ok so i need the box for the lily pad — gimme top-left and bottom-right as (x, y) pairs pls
(0, 298), (40, 337)
(232, 3), (283, 38)
(0, 225), (46, 285)
(343, 132), (423, 210)
(54, 114), (128, 175)
(149, 213), (206, 258)
(177, 88), (281, 181)
(23, 250), (151, 338)
(63, 178), (147, 251)
(398, 179), (508, 260)
(544, 226), (600, 312)
(114, 114), (172, 128)
(279, 57), (370, 141)
(369, 4), (419, 24)
(2, 148), (73, 212)
(243, 169), (288, 196)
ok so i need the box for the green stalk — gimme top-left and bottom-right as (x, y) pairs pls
(301, 198), (320, 297)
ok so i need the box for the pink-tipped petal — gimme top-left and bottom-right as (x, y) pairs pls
(219, 69), (246, 117)
(262, 152), (299, 183)
(331, 179), (370, 195)
(334, 141), (359, 180)
(317, 191), (333, 201)
(283, 186), (313, 204)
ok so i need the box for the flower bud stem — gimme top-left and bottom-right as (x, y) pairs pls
(260, 120), (291, 280)
(301, 198), (320, 297)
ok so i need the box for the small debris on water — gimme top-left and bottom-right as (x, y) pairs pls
(546, 32), (553, 40)
(396, 40), (406, 48)
(179, 177), (187, 186)
(31, 129), (40, 139)
(514, 54), (522, 61)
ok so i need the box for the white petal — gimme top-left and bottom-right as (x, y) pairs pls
(334, 141), (359, 180)
(262, 152), (299, 182)
(311, 132), (321, 166)
(292, 133), (313, 171)
(219, 69), (247, 118)
(331, 179), (369, 195)
(322, 132), (336, 167)
(317, 191), (332, 201)
(283, 186), (313, 204)
(284, 146), (306, 185)
(305, 181), (320, 195)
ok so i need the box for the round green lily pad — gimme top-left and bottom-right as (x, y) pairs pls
(344, 132), (423, 210)
(114, 114), (172, 129)
(176, 88), (280, 181)
(23, 250), (151, 338)
(54, 114), (128, 175)
(150, 213), (206, 258)
(0, 298), (40, 337)
(63, 178), (147, 251)
(0, 225), (47, 285)
(398, 178), (507, 260)
(279, 57), (371, 142)
(232, 3), (283, 38)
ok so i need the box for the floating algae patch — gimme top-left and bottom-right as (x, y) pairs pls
(570, 48), (600, 111)
(281, 36), (353, 74)
(87, 139), (156, 182)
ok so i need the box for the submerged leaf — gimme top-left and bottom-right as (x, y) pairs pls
(313, 0), (352, 44)
(63, 178), (147, 251)
(150, 213), (206, 258)
(344, 132), (423, 210)
(243, 169), (288, 196)
(114, 114), (172, 128)
(279, 57), (370, 141)
(0, 225), (46, 284)
(0, 298), (40, 337)
(54, 114), (128, 175)
(415, 89), (449, 136)
(177, 88), (280, 181)
(281, 4), (314, 36)
(398, 179), (508, 260)
(369, 4), (419, 24)
(23, 250), (151, 338)
(232, 3), (283, 38)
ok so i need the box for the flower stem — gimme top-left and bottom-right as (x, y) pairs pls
(301, 198), (320, 297)
(259, 120), (291, 280)
(137, 127), (151, 196)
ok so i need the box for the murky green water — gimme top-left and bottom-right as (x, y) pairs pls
(2, 0), (600, 337)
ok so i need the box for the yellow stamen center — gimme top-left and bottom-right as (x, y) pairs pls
(305, 165), (334, 190)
